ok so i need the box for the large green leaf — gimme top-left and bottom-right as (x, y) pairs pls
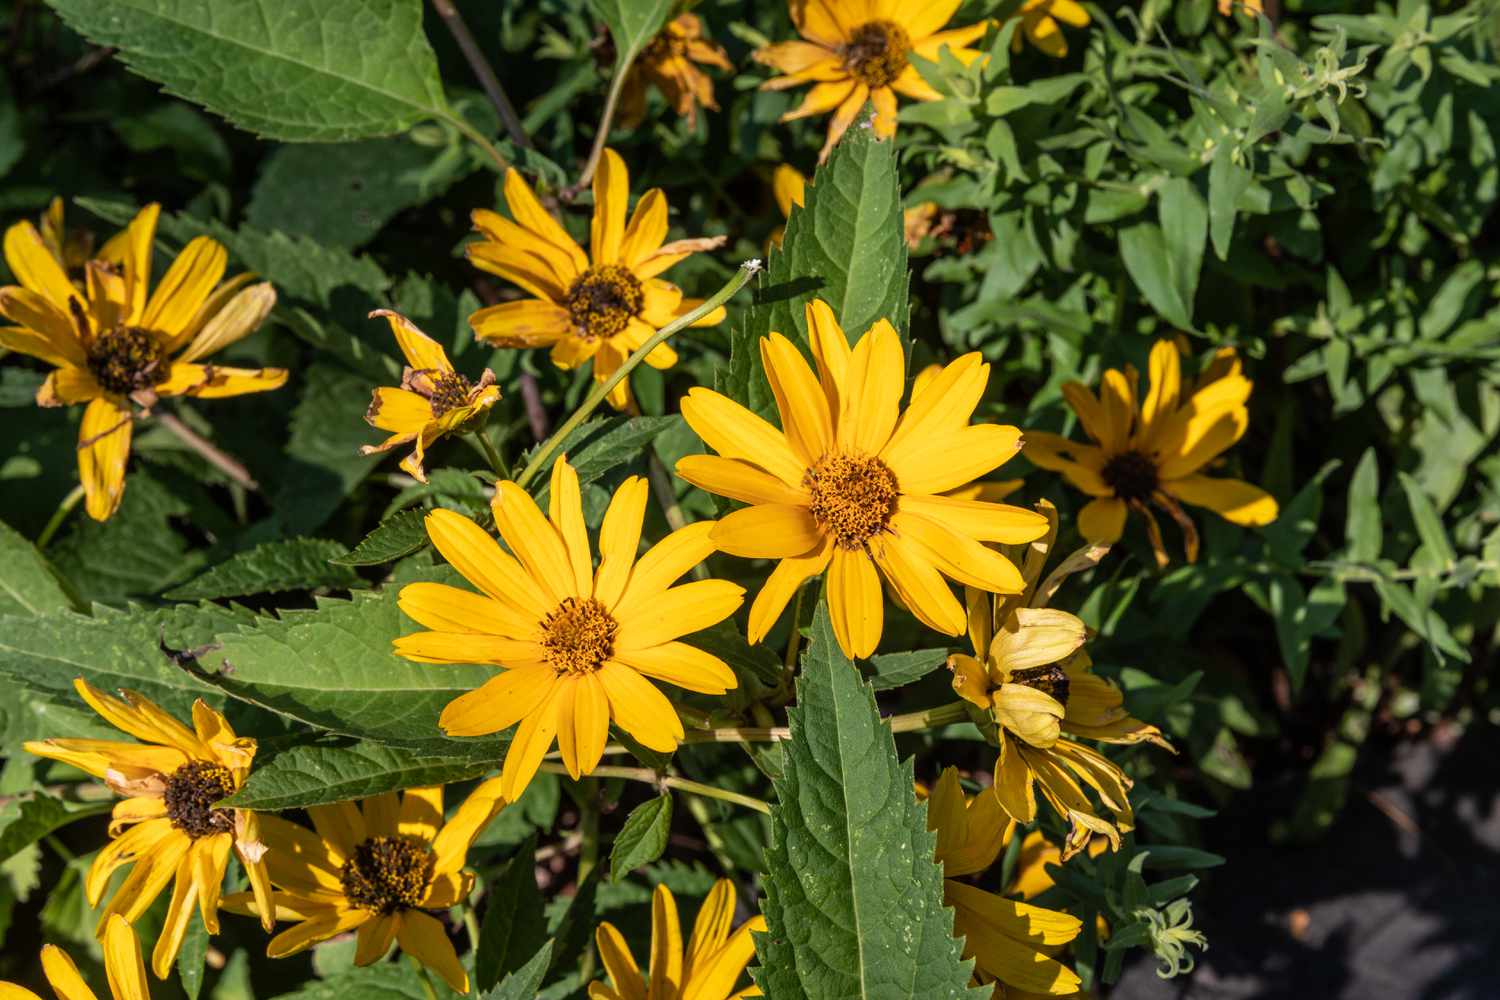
(523, 415), (680, 503)
(0, 792), (111, 865)
(265, 963), (432, 1000)
(207, 588), (493, 747)
(46, 0), (451, 142)
(225, 738), (500, 811)
(753, 604), (980, 999)
(475, 834), (548, 993)
(720, 118), (909, 413)
(164, 538), (359, 601)
(0, 518), (77, 617)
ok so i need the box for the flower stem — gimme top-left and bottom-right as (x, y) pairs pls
(568, 61), (630, 197)
(471, 428), (507, 479)
(36, 484), (84, 549)
(514, 261), (760, 490)
(406, 955), (439, 1000)
(543, 762), (772, 815)
(677, 701), (973, 746)
(429, 0), (532, 150)
(443, 111), (511, 174)
(155, 410), (259, 491)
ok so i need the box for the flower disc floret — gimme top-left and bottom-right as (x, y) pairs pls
(566, 264), (645, 340)
(425, 370), (475, 418)
(340, 835), (435, 913)
(1009, 664), (1071, 707)
(805, 453), (899, 548)
(87, 325), (169, 395)
(841, 20), (911, 88)
(541, 596), (619, 675)
(1100, 449), (1159, 502)
(163, 760), (236, 838)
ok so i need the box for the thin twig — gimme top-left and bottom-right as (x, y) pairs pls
(566, 49), (634, 197)
(429, 0), (533, 150)
(154, 410), (259, 491)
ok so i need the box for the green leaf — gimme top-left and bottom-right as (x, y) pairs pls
(754, 603), (980, 999)
(46, 0), (451, 142)
(264, 963), (432, 1000)
(333, 509), (431, 566)
(865, 647), (949, 691)
(224, 739), (499, 811)
(1123, 179), (1206, 328)
(0, 518), (77, 617)
(1208, 144), (1251, 261)
(0, 792), (110, 865)
(1397, 472), (1456, 565)
(206, 588), (492, 746)
(475, 834), (548, 993)
(273, 364), (386, 535)
(589, 0), (674, 74)
(164, 539), (359, 601)
(1346, 448), (1382, 562)
(722, 116), (909, 412)
(481, 941), (554, 1000)
(525, 415), (679, 503)
(177, 914), (209, 1000)
(609, 794), (673, 882)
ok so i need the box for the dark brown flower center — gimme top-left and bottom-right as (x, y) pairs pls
(341, 835), (434, 913)
(88, 326), (168, 396)
(566, 264), (645, 341)
(426, 370), (474, 418)
(1009, 664), (1071, 707)
(541, 596), (618, 675)
(842, 20), (911, 89)
(1101, 450), (1160, 502)
(163, 761), (236, 838)
(805, 453), (899, 549)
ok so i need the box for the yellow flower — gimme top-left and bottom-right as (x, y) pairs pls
(393, 455), (744, 800)
(925, 768), (1082, 997)
(590, 880), (766, 1000)
(466, 150), (726, 412)
(676, 297), (1047, 659)
(618, 14), (734, 130)
(1024, 339), (1279, 566)
(947, 504), (1173, 858)
(1219, 0), (1264, 16)
(0, 203), (286, 520)
(359, 310), (501, 482)
(1007, 0), (1090, 59)
(755, 0), (991, 160)
(22, 680), (273, 978)
(1, 916), (152, 1000)
(221, 782), (507, 994)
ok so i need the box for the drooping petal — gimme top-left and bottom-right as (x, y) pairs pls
(77, 395), (133, 522)
(397, 910), (470, 993)
(1162, 474), (1278, 526)
(827, 546), (883, 658)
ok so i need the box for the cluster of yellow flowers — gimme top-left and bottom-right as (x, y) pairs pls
(0, 4), (1281, 999)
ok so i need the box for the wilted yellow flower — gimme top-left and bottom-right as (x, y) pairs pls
(23, 680), (273, 978)
(466, 150), (725, 411)
(0, 203), (285, 520)
(1007, 0), (1090, 58)
(222, 782), (506, 994)
(756, 0), (991, 160)
(394, 455), (743, 800)
(359, 310), (500, 482)
(1219, 0), (1265, 16)
(948, 503), (1173, 858)
(618, 14), (734, 129)
(677, 298), (1046, 659)
(1025, 339), (1278, 566)
(925, 768), (1083, 996)
(590, 880), (766, 1000)
(1, 916), (152, 1000)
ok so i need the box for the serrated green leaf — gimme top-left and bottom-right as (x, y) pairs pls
(0, 793), (110, 864)
(722, 117), (909, 412)
(0, 518), (77, 617)
(865, 647), (948, 691)
(264, 963), (432, 1000)
(225, 738), (499, 810)
(481, 941), (554, 1000)
(334, 509), (432, 566)
(1346, 448), (1381, 562)
(610, 794), (673, 882)
(164, 539), (359, 601)
(525, 415), (679, 503)
(475, 834), (548, 993)
(754, 603), (980, 999)
(46, 0), (450, 142)
(207, 588), (491, 746)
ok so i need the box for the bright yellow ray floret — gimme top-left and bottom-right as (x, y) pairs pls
(0, 916), (153, 1000)
(1007, 0), (1090, 59)
(393, 454), (744, 800)
(676, 297), (1047, 659)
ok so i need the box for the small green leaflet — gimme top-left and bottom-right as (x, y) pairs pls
(609, 794), (673, 882)
(334, 509), (431, 566)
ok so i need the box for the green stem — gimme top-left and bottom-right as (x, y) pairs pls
(406, 954), (439, 1000)
(472, 428), (507, 479)
(569, 58), (631, 196)
(540, 762), (772, 814)
(514, 261), (760, 490)
(36, 484), (84, 549)
(678, 702), (972, 746)
(445, 111), (511, 174)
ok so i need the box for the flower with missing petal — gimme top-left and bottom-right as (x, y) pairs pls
(1006, 0), (1090, 58)
(466, 150), (725, 411)
(0, 203), (285, 520)
(590, 880), (766, 1000)
(221, 782), (506, 994)
(359, 310), (500, 482)
(618, 14), (734, 130)
(925, 768), (1083, 997)
(22, 680), (273, 978)
(1, 916), (153, 1000)
(1024, 339), (1278, 566)
(676, 297), (1047, 659)
(756, 0), (991, 160)
(947, 503), (1173, 858)
(393, 455), (744, 800)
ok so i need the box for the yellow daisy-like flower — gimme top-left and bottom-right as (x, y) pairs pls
(590, 879), (766, 1000)
(22, 680), (273, 978)
(466, 150), (726, 412)
(220, 782), (506, 994)
(618, 14), (734, 130)
(676, 297), (1048, 659)
(1024, 339), (1279, 566)
(0, 203), (286, 520)
(359, 310), (501, 482)
(1007, 0), (1090, 59)
(925, 768), (1082, 997)
(0, 916), (152, 1000)
(393, 455), (745, 801)
(947, 503), (1173, 858)
(755, 0), (991, 160)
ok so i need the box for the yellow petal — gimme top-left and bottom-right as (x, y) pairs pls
(593, 476), (650, 609)
(492, 481), (580, 605)
(570, 672), (611, 776)
(761, 332), (833, 466)
(192, 832), (232, 933)
(78, 395), (133, 521)
(1163, 474), (1278, 526)
(501, 170), (589, 274)
(151, 848), (200, 978)
(423, 508), (551, 619)
(440, 666), (558, 737)
(827, 546), (882, 658)
(39, 945), (98, 1000)
(780, 79), (855, 122)
(885, 424), (1022, 496)
(897, 493), (1049, 544)
(0, 285), (86, 365)
(818, 82), (869, 161)
(675, 455), (808, 507)
(837, 318), (904, 454)
(804, 299), (850, 413)
(1077, 496), (1128, 542)
(140, 236), (226, 337)
(648, 884), (684, 998)
(467, 240), (567, 302)
(614, 579), (744, 651)
(614, 642), (736, 695)
(746, 535), (833, 644)
(680, 387), (807, 487)
(307, 800), (366, 862)
(397, 581), (538, 639)
(432, 775), (507, 875)
(117, 204), (160, 324)
(889, 511), (1025, 593)
(398, 786), (444, 841)
(4, 220), (78, 311)
(591, 149), (629, 266)
(470, 298), (572, 346)
(870, 533), (966, 636)
(994, 683), (1065, 747)
(266, 909), (368, 958)
(710, 503), (822, 559)
(772, 164), (807, 217)
(500, 681), (565, 801)
(613, 522), (718, 618)
(397, 910), (470, 993)
(99, 830), (189, 927)
(596, 922), (647, 999)
(685, 879), (736, 966)
(1138, 339), (1181, 439)
(881, 352), (988, 464)
(620, 188), (668, 268)
(549, 456), (596, 596)
(355, 911), (399, 965)
(597, 661), (683, 752)
(103, 915), (151, 1000)
(990, 608), (1087, 672)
